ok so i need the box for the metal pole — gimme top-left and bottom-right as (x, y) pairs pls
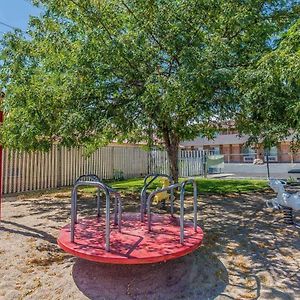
(146, 179), (198, 244)
(180, 186), (185, 244)
(266, 149), (270, 179)
(147, 194), (152, 232)
(74, 188), (78, 224)
(114, 194), (118, 225)
(97, 188), (101, 218)
(140, 173), (173, 222)
(70, 180), (116, 252)
(70, 186), (77, 242)
(179, 179), (198, 244)
(118, 195), (122, 232)
(105, 192), (110, 252)
(140, 174), (158, 221)
(146, 182), (181, 231)
(193, 181), (198, 232)
(140, 189), (147, 222)
(0, 106), (3, 223)
(170, 187), (174, 216)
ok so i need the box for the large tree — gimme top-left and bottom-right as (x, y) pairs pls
(0, 0), (299, 181)
(236, 19), (300, 148)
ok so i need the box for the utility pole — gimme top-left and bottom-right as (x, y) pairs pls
(266, 148), (270, 179)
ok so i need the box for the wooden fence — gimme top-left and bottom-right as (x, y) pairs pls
(2, 146), (149, 194)
(148, 149), (205, 177)
(2, 146), (207, 194)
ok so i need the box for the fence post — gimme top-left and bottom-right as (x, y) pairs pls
(111, 147), (114, 179)
(56, 145), (62, 188)
(204, 151), (208, 178)
(147, 150), (151, 174)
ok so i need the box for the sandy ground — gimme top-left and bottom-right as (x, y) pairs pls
(0, 188), (299, 300)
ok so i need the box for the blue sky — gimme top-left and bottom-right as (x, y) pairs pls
(0, 0), (42, 37)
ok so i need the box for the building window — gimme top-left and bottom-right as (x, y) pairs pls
(265, 146), (278, 162)
(242, 146), (256, 162)
(210, 146), (220, 155)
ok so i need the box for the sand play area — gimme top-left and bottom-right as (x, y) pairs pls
(0, 188), (299, 299)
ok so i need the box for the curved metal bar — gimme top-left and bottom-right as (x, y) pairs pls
(71, 180), (122, 252)
(117, 193), (122, 232)
(75, 174), (102, 217)
(74, 174), (119, 222)
(146, 182), (182, 231)
(140, 173), (174, 221)
(146, 179), (198, 244)
(97, 189), (101, 217)
(75, 174), (102, 183)
(113, 192), (123, 232)
(143, 173), (171, 185)
(179, 179), (198, 244)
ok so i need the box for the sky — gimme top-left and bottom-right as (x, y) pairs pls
(0, 0), (42, 38)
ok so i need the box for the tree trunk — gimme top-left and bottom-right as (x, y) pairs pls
(162, 129), (180, 183)
(166, 143), (179, 183)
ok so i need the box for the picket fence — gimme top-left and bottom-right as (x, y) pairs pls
(2, 146), (149, 194)
(148, 149), (205, 177)
(1, 146), (206, 194)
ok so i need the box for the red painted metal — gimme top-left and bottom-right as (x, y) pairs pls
(0, 108), (3, 222)
(58, 212), (204, 264)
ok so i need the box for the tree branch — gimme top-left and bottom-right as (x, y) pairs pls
(69, 0), (142, 76)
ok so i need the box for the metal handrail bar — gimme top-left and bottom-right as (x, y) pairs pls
(140, 173), (174, 221)
(146, 182), (182, 230)
(146, 179), (198, 244)
(74, 174), (120, 222)
(75, 174), (103, 217)
(179, 179), (198, 244)
(75, 174), (120, 194)
(71, 180), (122, 252)
(75, 174), (102, 183)
(143, 173), (171, 185)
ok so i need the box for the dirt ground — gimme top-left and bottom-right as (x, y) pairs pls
(0, 188), (299, 300)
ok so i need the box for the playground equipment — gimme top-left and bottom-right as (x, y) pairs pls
(58, 173), (204, 264)
(266, 179), (300, 228)
(72, 174), (122, 252)
(140, 173), (174, 220)
(153, 178), (170, 205)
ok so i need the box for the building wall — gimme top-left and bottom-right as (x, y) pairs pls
(278, 142), (291, 162)
(224, 162), (300, 180)
(184, 141), (300, 163)
(294, 151), (300, 163)
(220, 145), (230, 163)
(230, 144), (243, 162)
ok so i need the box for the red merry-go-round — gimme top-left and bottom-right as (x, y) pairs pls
(57, 174), (204, 264)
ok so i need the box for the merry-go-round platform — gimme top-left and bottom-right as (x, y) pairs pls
(57, 174), (204, 264)
(58, 212), (203, 264)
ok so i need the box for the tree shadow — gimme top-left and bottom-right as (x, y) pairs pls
(5, 188), (300, 298)
(72, 247), (228, 300)
(193, 191), (300, 299)
(9, 191), (166, 224)
(0, 219), (57, 244)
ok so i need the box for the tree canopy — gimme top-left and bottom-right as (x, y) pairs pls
(0, 0), (299, 180)
(236, 19), (300, 148)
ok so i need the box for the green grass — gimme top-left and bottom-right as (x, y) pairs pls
(193, 178), (267, 194)
(82, 177), (268, 195)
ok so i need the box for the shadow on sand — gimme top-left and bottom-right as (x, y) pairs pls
(72, 247), (228, 300)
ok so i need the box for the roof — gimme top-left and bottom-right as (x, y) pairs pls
(181, 134), (249, 147)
